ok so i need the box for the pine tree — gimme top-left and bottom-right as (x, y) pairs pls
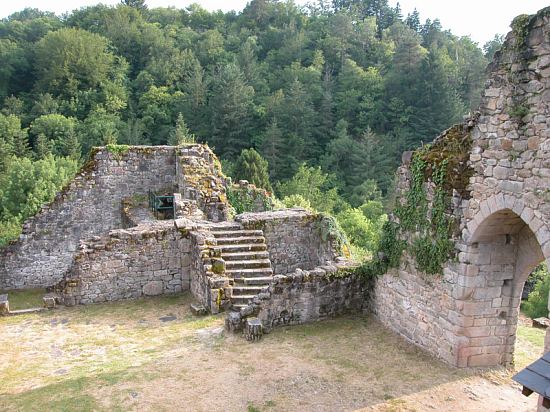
(121, 0), (147, 11)
(209, 64), (255, 158)
(260, 120), (285, 182)
(169, 113), (195, 145)
(34, 133), (52, 160)
(233, 148), (272, 192)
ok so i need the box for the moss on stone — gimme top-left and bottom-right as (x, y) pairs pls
(418, 125), (473, 199)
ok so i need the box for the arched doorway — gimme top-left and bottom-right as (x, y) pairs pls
(457, 206), (548, 367)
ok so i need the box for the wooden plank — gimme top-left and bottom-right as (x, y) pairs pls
(527, 358), (550, 380)
(513, 369), (549, 395)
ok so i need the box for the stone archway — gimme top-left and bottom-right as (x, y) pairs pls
(456, 198), (549, 367)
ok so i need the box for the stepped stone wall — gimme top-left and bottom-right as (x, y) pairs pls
(0, 144), (228, 290)
(236, 209), (339, 274)
(250, 266), (369, 332)
(58, 222), (189, 305)
(0, 147), (177, 289)
(373, 9), (550, 368)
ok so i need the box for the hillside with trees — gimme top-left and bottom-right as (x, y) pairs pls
(0, 0), (500, 255)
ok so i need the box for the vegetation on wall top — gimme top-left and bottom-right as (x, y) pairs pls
(357, 125), (473, 277)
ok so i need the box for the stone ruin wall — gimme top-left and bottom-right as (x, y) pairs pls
(236, 210), (339, 274)
(56, 208), (345, 313)
(0, 147), (177, 290)
(0, 144), (229, 291)
(58, 222), (190, 305)
(373, 9), (550, 368)
(227, 265), (371, 334)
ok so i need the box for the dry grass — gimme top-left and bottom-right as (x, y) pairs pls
(0, 293), (542, 411)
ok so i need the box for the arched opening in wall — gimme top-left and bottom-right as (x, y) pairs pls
(461, 208), (547, 367)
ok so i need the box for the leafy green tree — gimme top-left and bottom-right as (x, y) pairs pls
(523, 264), (550, 319)
(121, 0), (147, 11)
(0, 154), (79, 245)
(0, 113), (29, 170)
(277, 164), (343, 214)
(138, 85), (184, 145)
(336, 207), (385, 252)
(233, 148), (272, 191)
(78, 109), (121, 154)
(260, 120), (285, 181)
(34, 27), (128, 118)
(484, 34), (504, 61)
(30, 114), (79, 158)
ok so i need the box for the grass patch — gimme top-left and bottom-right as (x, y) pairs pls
(0, 377), (99, 412)
(0, 288), (45, 310)
(515, 323), (545, 369)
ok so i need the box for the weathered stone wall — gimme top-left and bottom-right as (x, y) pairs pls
(236, 209), (340, 274)
(373, 9), (550, 368)
(58, 222), (190, 305)
(0, 144), (230, 290)
(228, 180), (274, 213)
(226, 263), (370, 332)
(175, 145), (229, 222)
(0, 147), (177, 290)
(181, 220), (231, 314)
(257, 266), (370, 330)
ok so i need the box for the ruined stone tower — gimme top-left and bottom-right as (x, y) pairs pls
(374, 9), (550, 368)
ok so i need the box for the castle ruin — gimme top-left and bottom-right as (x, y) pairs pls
(2, 7), (550, 383)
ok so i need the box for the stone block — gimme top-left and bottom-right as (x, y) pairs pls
(0, 294), (9, 315)
(468, 353), (502, 367)
(43, 296), (56, 309)
(143, 280), (164, 296)
(463, 326), (492, 338)
(190, 303), (208, 316)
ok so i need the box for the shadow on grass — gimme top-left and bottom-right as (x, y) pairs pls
(0, 288), (45, 310)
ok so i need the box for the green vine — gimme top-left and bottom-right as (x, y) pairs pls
(316, 213), (351, 258)
(356, 126), (471, 278)
(511, 14), (531, 51)
(105, 144), (130, 160)
(227, 184), (273, 215)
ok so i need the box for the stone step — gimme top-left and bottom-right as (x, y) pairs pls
(226, 268), (274, 278)
(225, 259), (272, 270)
(209, 224), (242, 232)
(231, 285), (269, 295)
(212, 230), (263, 238)
(231, 295), (258, 304)
(232, 303), (249, 310)
(218, 243), (267, 253)
(221, 251), (270, 261)
(215, 236), (265, 245)
(234, 276), (273, 286)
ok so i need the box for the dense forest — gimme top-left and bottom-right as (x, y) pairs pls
(0, 0), (503, 253)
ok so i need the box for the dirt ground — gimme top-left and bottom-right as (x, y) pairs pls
(0, 292), (543, 411)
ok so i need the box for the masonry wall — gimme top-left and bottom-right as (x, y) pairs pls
(226, 263), (369, 333)
(0, 147), (177, 290)
(373, 9), (550, 368)
(236, 209), (339, 274)
(257, 267), (370, 330)
(58, 222), (190, 305)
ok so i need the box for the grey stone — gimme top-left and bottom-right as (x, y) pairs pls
(190, 303), (208, 316)
(0, 294), (9, 315)
(143, 281), (164, 296)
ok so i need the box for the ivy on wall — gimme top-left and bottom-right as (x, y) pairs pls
(357, 125), (472, 277)
(226, 184), (274, 215)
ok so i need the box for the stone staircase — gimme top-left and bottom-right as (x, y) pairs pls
(210, 224), (273, 310)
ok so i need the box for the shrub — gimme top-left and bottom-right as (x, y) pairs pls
(522, 263), (550, 319)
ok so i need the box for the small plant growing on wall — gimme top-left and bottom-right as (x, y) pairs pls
(105, 144), (129, 160)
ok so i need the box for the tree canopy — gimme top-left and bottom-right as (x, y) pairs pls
(0, 0), (502, 250)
